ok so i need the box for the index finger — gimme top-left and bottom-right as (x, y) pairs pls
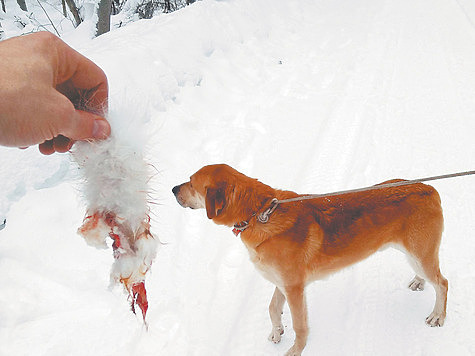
(53, 36), (108, 115)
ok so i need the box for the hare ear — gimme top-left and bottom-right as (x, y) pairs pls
(205, 185), (226, 219)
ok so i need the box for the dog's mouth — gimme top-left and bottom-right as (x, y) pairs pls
(176, 199), (197, 209)
(172, 187), (187, 208)
(173, 195), (186, 208)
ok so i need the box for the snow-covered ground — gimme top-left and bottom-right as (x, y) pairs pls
(2, 0), (475, 355)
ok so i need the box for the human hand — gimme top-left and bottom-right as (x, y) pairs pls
(0, 31), (111, 154)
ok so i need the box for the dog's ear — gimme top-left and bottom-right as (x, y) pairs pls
(205, 184), (226, 219)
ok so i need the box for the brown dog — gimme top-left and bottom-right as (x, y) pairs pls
(172, 164), (448, 356)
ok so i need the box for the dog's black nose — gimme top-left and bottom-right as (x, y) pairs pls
(172, 185), (180, 196)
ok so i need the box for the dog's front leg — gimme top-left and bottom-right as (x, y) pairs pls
(268, 286), (286, 343)
(284, 285), (308, 356)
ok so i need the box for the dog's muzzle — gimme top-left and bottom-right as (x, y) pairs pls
(172, 185), (181, 196)
(172, 184), (185, 207)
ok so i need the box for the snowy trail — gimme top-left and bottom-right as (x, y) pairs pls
(2, 0), (475, 355)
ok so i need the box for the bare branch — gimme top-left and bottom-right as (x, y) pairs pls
(36, 0), (60, 36)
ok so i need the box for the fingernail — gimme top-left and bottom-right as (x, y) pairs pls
(92, 120), (109, 139)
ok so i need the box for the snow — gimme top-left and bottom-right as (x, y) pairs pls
(2, 0), (475, 354)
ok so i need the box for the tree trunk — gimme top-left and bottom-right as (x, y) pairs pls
(61, 0), (67, 17)
(16, 0), (27, 11)
(96, 0), (111, 36)
(64, 0), (82, 26)
(163, 0), (170, 13)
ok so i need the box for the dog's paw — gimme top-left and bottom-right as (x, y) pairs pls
(268, 325), (284, 343)
(284, 344), (303, 356)
(408, 276), (425, 291)
(426, 312), (445, 327)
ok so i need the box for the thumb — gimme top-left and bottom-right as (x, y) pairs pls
(64, 109), (111, 141)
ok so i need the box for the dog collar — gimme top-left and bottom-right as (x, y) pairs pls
(232, 221), (249, 236)
(231, 198), (280, 236)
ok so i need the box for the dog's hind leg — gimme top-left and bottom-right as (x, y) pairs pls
(403, 208), (448, 327)
(408, 275), (425, 291)
(422, 260), (448, 327)
(268, 287), (286, 343)
(406, 250), (448, 327)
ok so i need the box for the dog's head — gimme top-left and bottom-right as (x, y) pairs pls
(172, 164), (232, 222)
(172, 164), (274, 226)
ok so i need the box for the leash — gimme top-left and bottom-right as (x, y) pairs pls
(253, 170), (475, 226)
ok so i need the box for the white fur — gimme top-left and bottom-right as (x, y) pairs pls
(72, 108), (157, 305)
(73, 137), (150, 233)
(79, 215), (110, 249)
(110, 236), (158, 287)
